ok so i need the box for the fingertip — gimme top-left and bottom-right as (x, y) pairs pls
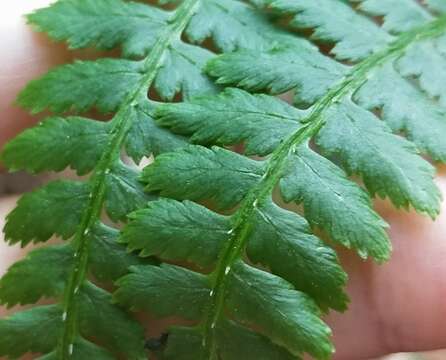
(0, 2), (72, 151)
(330, 175), (446, 359)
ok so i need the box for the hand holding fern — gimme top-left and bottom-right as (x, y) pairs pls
(0, 1), (71, 152)
(0, 0), (444, 359)
(2, 6), (446, 357)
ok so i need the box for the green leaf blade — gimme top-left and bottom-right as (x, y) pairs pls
(104, 162), (154, 222)
(317, 99), (441, 218)
(38, 338), (115, 360)
(281, 145), (391, 262)
(0, 305), (62, 359)
(0, 245), (73, 307)
(114, 264), (211, 320)
(78, 282), (146, 359)
(125, 105), (188, 163)
(154, 41), (218, 101)
(88, 223), (151, 282)
(206, 47), (346, 107)
(354, 64), (446, 163)
(141, 145), (266, 209)
(250, 0), (392, 61)
(2, 116), (109, 175)
(226, 261), (333, 359)
(122, 199), (230, 268)
(216, 320), (296, 360)
(4, 180), (90, 246)
(355, 0), (432, 34)
(247, 200), (349, 311)
(18, 59), (144, 114)
(28, 0), (169, 57)
(155, 88), (302, 156)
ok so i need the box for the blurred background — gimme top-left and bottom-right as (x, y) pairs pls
(380, 352), (446, 360)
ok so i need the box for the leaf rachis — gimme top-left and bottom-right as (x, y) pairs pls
(58, 0), (202, 357)
(202, 13), (446, 358)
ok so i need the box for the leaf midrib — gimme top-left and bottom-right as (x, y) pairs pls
(203, 13), (446, 359)
(58, 0), (202, 358)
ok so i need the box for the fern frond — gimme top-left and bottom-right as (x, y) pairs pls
(3, 0), (446, 359)
(115, 1), (446, 359)
(0, 0), (293, 358)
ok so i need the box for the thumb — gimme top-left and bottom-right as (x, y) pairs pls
(0, 1), (71, 151)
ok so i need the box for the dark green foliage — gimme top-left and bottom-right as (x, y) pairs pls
(142, 145), (266, 209)
(115, 264), (211, 320)
(2, 0), (297, 358)
(1, 117), (109, 175)
(246, 200), (349, 311)
(3, 0), (446, 359)
(118, 1), (446, 359)
(155, 88), (303, 155)
(4, 181), (90, 245)
(281, 145), (390, 262)
(18, 59), (145, 114)
(125, 104), (188, 163)
(28, 0), (169, 57)
(206, 47), (347, 106)
(225, 261), (333, 358)
(0, 306), (63, 359)
(122, 199), (230, 267)
(104, 162), (154, 222)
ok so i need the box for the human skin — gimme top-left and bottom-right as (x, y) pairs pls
(1, 2), (446, 360)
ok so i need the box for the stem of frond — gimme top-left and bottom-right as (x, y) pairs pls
(59, 0), (201, 357)
(203, 13), (446, 359)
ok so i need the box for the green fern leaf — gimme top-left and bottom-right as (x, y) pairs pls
(88, 224), (150, 282)
(316, 99), (440, 216)
(1, 0), (292, 358)
(426, 0), (446, 13)
(122, 199), (230, 268)
(124, 104), (187, 163)
(246, 200), (348, 311)
(397, 39), (446, 106)
(18, 59), (145, 114)
(115, 264), (211, 320)
(40, 338), (115, 360)
(156, 88), (303, 155)
(4, 0), (446, 359)
(28, 0), (169, 57)
(250, 0), (392, 60)
(281, 145), (390, 262)
(0, 306), (62, 359)
(207, 47), (347, 107)
(142, 145), (267, 209)
(354, 63), (446, 162)
(0, 245), (73, 306)
(4, 181), (90, 245)
(355, 0), (433, 33)
(224, 261), (333, 358)
(104, 162), (153, 222)
(1, 117), (109, 175)
(163, 322), (296, 360)
(116, 1), (446, 359)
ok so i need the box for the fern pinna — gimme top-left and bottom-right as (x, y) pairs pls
(117, 0), (446, 359)
(0, 0), (293, 358)
(1, 0), (446, 359)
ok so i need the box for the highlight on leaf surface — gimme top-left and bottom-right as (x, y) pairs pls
(2, 0), (446, 359)
(1, 0), (301, 358)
